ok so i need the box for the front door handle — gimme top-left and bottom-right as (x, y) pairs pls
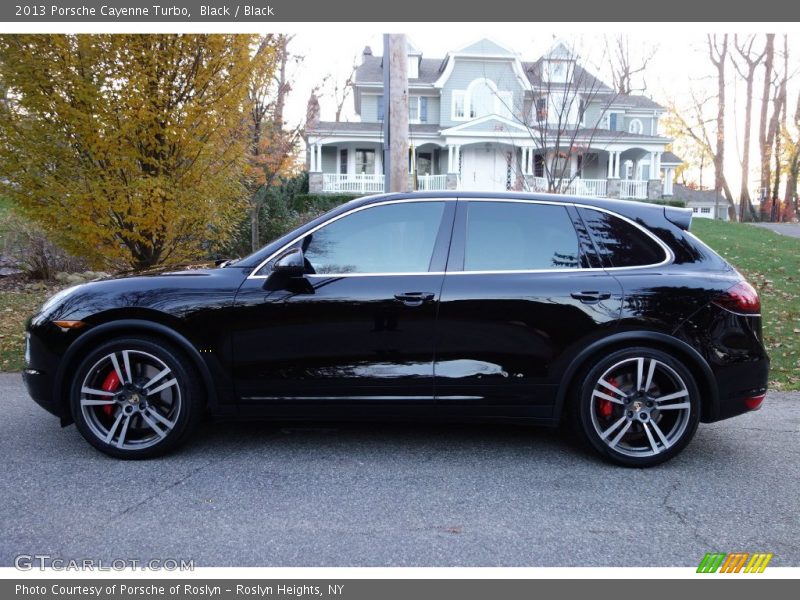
(571, 291), (612, 304)
(394, 292), (435, 307)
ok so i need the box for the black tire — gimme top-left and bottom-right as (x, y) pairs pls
(70, 336), (204, 459)
(572, 347), (701, 467)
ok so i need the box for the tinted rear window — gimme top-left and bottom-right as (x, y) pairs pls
(464, 202), (580, 271)
(578, 207), (667, 268)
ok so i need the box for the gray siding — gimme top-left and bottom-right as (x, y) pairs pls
(582, 102), (609, 130)
(623, 115), (646, 135)
(321, 147), (338, 173)
(439, 58), (525, 127)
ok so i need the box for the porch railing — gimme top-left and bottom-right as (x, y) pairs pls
(530, 177), (607, 197)
(620, 180), (648, 199)
(322, 173), (384, 194)
(417, 174), (448, 191)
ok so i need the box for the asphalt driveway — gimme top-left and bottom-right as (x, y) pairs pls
(1, 373), (798, 567)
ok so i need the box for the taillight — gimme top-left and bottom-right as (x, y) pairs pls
(713, 281), (761, 315)
(744, 394), (766, 411)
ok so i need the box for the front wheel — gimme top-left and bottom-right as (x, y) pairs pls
(70, 336), (203, 459)
(573, 347), (701, 467)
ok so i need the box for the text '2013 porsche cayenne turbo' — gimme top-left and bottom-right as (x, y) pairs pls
(23, 192), (769, 466)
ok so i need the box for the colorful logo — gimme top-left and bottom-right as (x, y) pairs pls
(697, 552), (773, 573)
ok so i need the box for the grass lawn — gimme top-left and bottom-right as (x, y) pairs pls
(691, 219), (800, 390)
(0, 216), (797, 391)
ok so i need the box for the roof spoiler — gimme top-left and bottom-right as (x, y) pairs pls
(664, 206), (692, 231)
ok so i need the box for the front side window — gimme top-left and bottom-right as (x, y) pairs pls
(303, 202), (446, 275)
(463, 202), (580, 271)
(578, 207), (667, 268)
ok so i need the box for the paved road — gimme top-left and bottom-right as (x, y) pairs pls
(751, 222), (800, 239)
(1, 373), (799, 567)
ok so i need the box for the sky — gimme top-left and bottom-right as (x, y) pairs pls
(282, 25), (799, 195)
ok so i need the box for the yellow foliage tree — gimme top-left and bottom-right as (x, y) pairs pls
(0, 34), (275, 269)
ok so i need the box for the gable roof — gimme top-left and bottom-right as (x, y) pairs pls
(455, 38), (517, 57)
(523, 58), (612, 92)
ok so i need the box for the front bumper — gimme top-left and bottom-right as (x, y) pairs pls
(22, 328), (67, 421)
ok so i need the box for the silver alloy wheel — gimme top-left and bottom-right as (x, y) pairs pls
(589, 357), (691, 458)
(79, 350), (181, 450)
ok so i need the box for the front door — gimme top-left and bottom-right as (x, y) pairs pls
(231, 200), (455, 408)
(459, 145), (508, 191)
(435, 199), (624, 417)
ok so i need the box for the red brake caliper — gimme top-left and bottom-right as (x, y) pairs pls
(598, 377), (618, 418)
(100, 370), (121, 416)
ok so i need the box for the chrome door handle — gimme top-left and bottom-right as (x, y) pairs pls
(394, 292), (435, 307)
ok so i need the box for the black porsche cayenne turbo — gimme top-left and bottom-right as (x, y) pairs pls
(23, 192), (768, 466)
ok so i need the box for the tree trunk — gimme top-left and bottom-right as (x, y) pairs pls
(708, 35), (737, 220)
(250, 201), (260, 252)
(758, 34), (774, 208)
(387, 34), (409, 193)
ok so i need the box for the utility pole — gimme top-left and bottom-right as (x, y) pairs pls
(384, 33), (409, 193)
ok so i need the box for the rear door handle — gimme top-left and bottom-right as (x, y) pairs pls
(571, 291), (612, 304)
(394, 292), (435, 307)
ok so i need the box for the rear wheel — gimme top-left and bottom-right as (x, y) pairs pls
(573, 347), (700, 467)
(70, 336), (203, 459)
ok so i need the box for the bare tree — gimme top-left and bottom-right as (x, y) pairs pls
(605, 35), (657, 95)
(707, 35), (737, 220)
(784, 90), (800, 217)
(732, 34), (766, 221)
(332, 60), (358, 123)
(508, 43), (619, 194)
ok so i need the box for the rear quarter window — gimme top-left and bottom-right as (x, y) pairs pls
(578, 207), (667, 268)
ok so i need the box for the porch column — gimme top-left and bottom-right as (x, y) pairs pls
(664, 168), (674, 195)
(654, 152), (662, 178)
(527, 147), (534, 174)
(447, 145), (454, 173)
(613, 151), (621, 179)
(316, 144), (323, 173)
(309, 142), (316, 172)
(607, 152), (614, 178)
(454, 145), (461, 173)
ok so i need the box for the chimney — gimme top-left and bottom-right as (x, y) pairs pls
(305, 92), (320, 130)
(362, 46), (373, 63)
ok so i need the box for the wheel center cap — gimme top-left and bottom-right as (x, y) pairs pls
(631, 400), (643, 412)
(129, 393), (140, 404)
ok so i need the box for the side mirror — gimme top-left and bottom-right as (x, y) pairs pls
(271, 248), (305, 277)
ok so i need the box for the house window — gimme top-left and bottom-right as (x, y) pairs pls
(628, 118), (643, 135)
(700, 207), (711, 214)
(535, 98), (547, 122)
(355, 149), (375, 174)
(377, 95), (384, 121)
(576, 155), (583, 176)
(409, 97), (419, 122)
(409, 97), (429, 123)
(578, 99), (587, 125)
(609, 113), (618, 131)
(453, 91), (466, 119)
(534, 154), (544, 177)
(339, 149), (348, 174)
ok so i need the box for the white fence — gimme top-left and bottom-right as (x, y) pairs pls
(620, 180), (649, 199)
(322, 173), (384, 194)
(530, 177), (608, 197)
(417, 174), (448, 191)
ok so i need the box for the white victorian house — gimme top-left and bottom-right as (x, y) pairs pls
(306, 39), (681, 199)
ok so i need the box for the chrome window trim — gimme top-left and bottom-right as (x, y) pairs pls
(247, 198), (453, 279)
(247, 196), (674, 279)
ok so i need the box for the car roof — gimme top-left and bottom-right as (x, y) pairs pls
(348, 190), (670, 221)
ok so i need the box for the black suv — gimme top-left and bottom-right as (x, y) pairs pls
(23, 192), (769, 466)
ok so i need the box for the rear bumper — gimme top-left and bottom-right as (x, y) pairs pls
(705, 357), (770, 422)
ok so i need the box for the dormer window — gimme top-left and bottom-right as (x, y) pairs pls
(628, 118), (644, 135)
(544, 60), (572, 83)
